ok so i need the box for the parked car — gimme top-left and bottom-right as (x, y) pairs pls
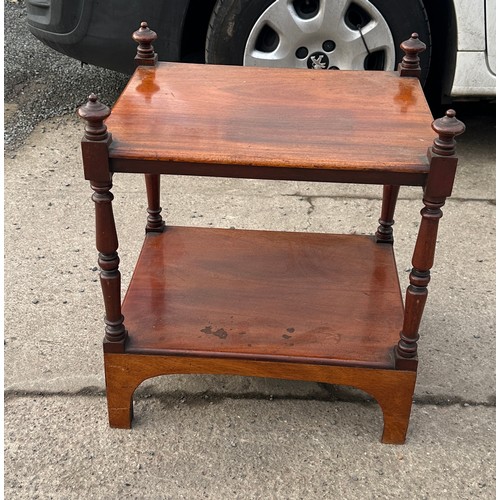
(27, 0), (495, 101)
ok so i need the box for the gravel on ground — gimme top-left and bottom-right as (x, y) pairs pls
(4, 0), (128, 151)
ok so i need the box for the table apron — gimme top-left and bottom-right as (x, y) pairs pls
(109, 158), (428, 187)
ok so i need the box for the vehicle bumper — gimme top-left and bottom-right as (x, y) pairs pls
(451, 51), (496, 98)
(27, 0), (187, 74)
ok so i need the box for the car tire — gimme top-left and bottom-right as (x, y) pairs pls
(206, 0), (431, 82)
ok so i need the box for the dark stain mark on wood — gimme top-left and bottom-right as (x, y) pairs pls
(201, 326), (228, 339)
(287, 327), (295, 333)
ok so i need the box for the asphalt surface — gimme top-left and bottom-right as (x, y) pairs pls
(4, 0), (128, 151)
(4, 1), (496, 498)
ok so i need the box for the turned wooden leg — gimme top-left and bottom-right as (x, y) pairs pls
(91, 180), (127, 353)
(396, 198), (441, 367)
(396, 110), (465, 370)
(78, 94), (127, 354)
(144, 173), (165, 232)
(376, 185), (400, 243)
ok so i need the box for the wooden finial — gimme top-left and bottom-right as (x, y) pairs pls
(132, 21), (158, 66)
(77, 93), (111, 141)
(431, 109), (466, 156)
(399, 33), (426, 78)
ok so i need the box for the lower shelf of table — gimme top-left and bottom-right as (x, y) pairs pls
(122, 226), (404, 369)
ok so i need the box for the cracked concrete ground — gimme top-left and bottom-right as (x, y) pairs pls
(4, 102), (495, 498)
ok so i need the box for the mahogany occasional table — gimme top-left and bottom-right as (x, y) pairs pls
(78, 23), (464, 444)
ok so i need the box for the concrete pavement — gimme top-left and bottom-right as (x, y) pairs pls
(4, 106), (495, 498)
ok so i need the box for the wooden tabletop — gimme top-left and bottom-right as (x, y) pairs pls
(106, 62), (435, 180)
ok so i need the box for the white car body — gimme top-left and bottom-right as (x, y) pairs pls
(452, 0), (496, 97)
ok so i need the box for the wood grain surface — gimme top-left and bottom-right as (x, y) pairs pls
(122, 226), (404, 369)
(104, 353), (416, 443)
(106, 63), (434, 176)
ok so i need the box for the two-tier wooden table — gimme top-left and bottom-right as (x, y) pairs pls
(78, 24), (464, 443)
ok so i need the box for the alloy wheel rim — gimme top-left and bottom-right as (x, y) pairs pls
(243, 0), (396, 71)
